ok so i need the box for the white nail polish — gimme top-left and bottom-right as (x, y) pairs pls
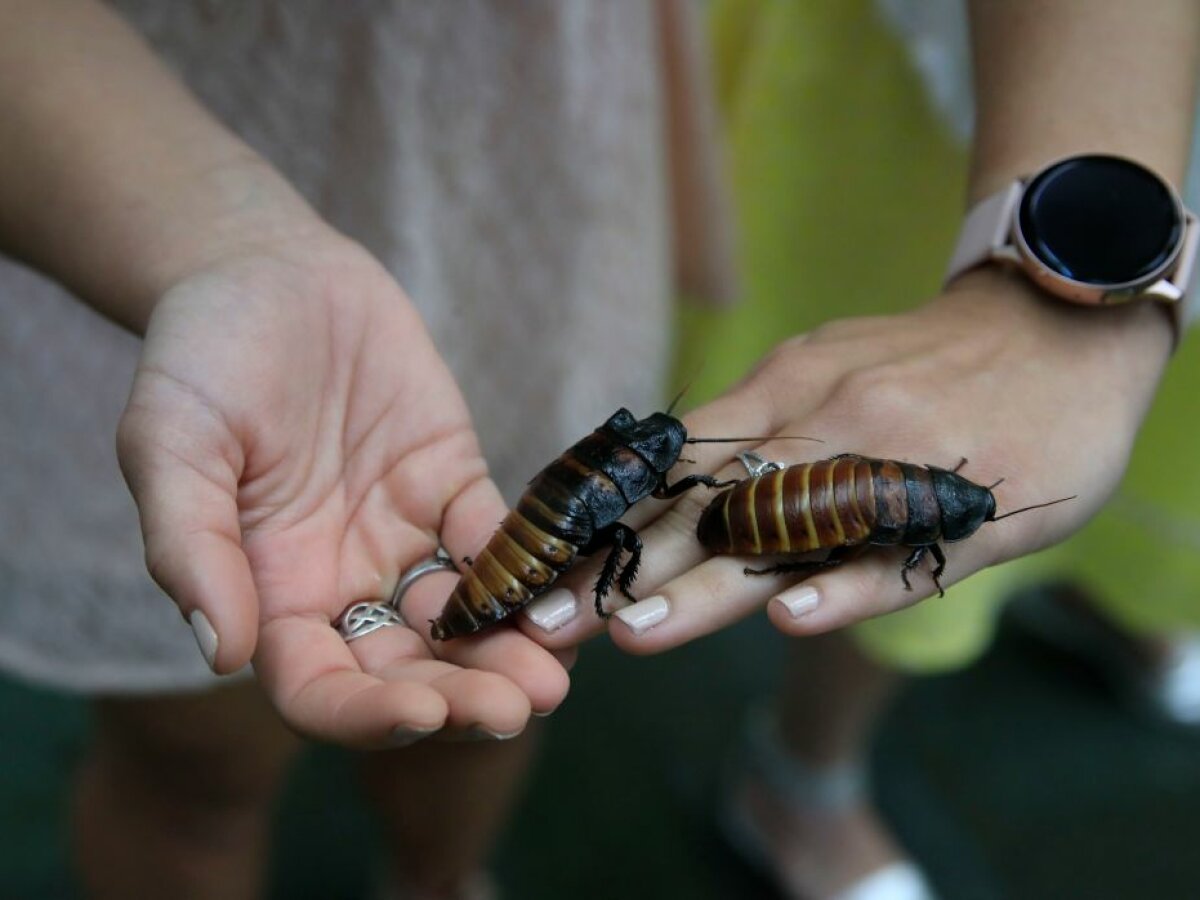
(391, 725), (437, 748)
(189, 609), (219, 671)
(524, 588), (578, 632)
(772, 585), (820, 618)
(466, 725), (524, 742)
(614, 595), (669, 635)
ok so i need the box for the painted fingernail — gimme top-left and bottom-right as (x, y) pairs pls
(614, 595), (669, 635)
(390, 725), (439, 748)
(189, 609), (219, 671)
(771, 585), (820, 618)
(465, 725), (524, 741)
(524, 588), (578, 633)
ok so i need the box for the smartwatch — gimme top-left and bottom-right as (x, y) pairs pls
(943, 153), (1198, 340)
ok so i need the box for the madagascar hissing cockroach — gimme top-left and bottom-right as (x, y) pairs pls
(430, 409), (817, 640)
(695, 452), (1073, 596)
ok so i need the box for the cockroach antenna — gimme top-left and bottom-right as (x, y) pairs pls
(666, 358), (710, 416)
(686, 435), (824, 444)
(664, 383), (691, 416)
(990, 495), (1076, 522)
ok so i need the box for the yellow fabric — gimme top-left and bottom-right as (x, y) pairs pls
(683, 0), (1200, 674)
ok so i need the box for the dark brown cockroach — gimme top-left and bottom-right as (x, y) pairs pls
(430, 409), (816, 640)
(696, 453), (1073, 596)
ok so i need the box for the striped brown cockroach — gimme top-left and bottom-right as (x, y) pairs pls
(696, 453), (1072, 595)
(429, 409), (811, 640)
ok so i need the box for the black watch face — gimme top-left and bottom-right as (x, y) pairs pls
(1017, 155), (1183, 287)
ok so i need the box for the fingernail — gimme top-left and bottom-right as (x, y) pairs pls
(772, 585), (820, 618)
(465, 725), (524, 741)
(390, 725), (438, 748)
(189, 609), (219, 671)
(524, 588), (578, 633)
(614, 595), (669, 635)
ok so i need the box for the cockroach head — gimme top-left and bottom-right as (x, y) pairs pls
(929, 468), (995, 541)
(602, 408), (687, 474)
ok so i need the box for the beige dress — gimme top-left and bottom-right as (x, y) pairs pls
(0, 1), (691, 692)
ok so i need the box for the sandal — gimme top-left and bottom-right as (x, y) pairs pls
(719, 705), (937, 900)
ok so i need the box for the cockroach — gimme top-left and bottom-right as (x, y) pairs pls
(696, 452), (1073, 596)
(430, 410), (817, 640)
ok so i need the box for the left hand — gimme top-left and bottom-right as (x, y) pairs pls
(118, 228), (570, 746)
(522, 269), (1174, 653)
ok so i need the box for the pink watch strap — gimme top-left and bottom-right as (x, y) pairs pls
(1174, 213), (1200, 330)
(943, 181), (1024, 286)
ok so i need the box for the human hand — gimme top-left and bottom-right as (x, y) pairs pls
(117, 227), (569, 746)
(523, 269), (1174, 652)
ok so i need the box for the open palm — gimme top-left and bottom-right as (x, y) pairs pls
(117, 229), (568, 746)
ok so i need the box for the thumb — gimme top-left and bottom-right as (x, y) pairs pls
(117, 397), (258, 674)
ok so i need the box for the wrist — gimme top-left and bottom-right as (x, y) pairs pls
(108, 152), (327, 334)
(941, 265), (1174, 382)
(946, 151), (1194, 351)
(0, 0), (329, 335)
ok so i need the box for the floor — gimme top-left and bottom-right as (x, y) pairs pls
(4, 603), (1200, 900)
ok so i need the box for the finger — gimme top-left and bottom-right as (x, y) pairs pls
(517, 563), (613, 649)
(117, 402), (258, 674)
(513, 392), (770, 647)
(424, 667), (532, 739)
(348, 620), (535, 739)
(603, 436), (948, 653)
(607, 555), (797, 654)
(519, 431), (823, 650)
(765, 526), (1018, 637)
(365, 649), (532, 738)
(398, 567), (571, 716)
(437, 473), (509, 569)
(430, 627), (571, 716)
(514, 383), (823, 650)
(256, 615), (448, 747)
(765, 547), (930, 637)
(604, 542), (934, 654)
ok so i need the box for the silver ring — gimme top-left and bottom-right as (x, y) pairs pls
(335, 600), (407, 643)
(738, 450), (784, 478)
(389, 547), (458, 608)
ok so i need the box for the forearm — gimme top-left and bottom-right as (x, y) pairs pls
(0, 0), (321, 333)
(968, 0), (1200, 197)
(964, 0), (1200, 362)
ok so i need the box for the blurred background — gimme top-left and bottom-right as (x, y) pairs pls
(6, 1), (1200, 898)
(7, 606), (1200, 899)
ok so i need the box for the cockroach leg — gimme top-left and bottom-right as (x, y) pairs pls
(590, 522), (643, 618)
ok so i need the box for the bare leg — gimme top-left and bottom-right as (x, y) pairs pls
(358, 725), (540, 899)
(774, 631), (898, 766)
(73, 679), (301, 900)
(734, 632), (916, 899)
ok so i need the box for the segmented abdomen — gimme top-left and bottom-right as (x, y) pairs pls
(430, 458), (604, 640)
(696, 456), (917, 554)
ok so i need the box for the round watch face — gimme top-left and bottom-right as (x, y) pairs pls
(1016, 154), (1183, 288)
